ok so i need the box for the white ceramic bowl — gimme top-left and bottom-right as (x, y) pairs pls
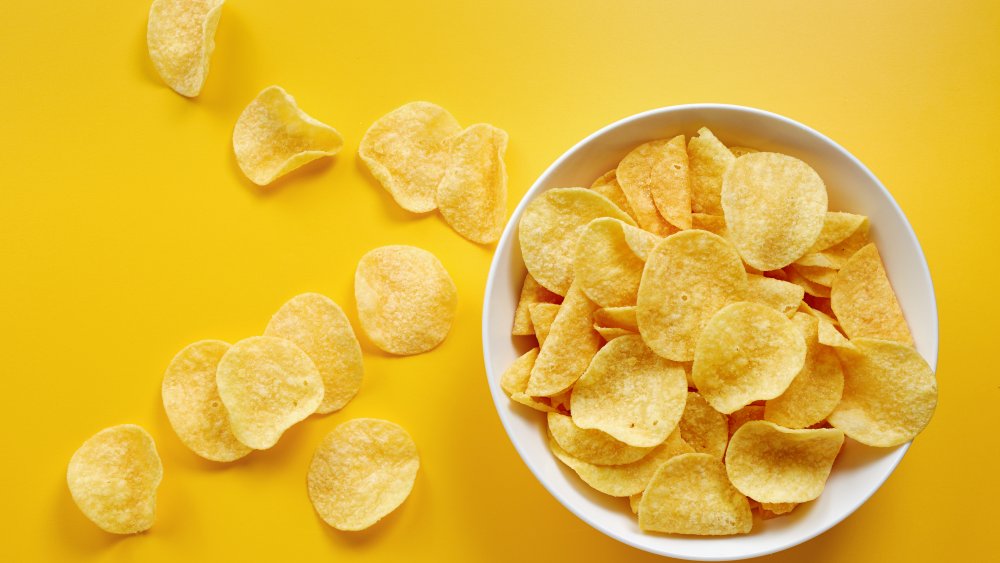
(482, 104), (938, 560)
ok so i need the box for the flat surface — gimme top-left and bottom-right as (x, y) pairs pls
(0, 1), (996, 561)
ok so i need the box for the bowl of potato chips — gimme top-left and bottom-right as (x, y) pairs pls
(482, 104), (938, 560)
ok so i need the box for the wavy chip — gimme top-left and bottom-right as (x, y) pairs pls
(688, 128), (736, 215)
(806, 212), (868, 254)
(590, 169), (638, 221)
(678, 392), (730, 458)
(147, 0), (224, 97)
(727, 405), (765, 437)
(548, 412), (652, 465)
(746, 273), (805, 317)
(617, 136), (691, 231)
(528, 303), (560, 346)
(500, 347), (557, 413)
(512, 273), (561, 336)
(438, 123), (509, 243)
(793, 263), (837, 287)
(785, 265), (831, 298)
(831, 243), (913, 344)
(729, 146), (759, 157)
(575, 218), (659, 307)
(796, 217), (870, 269)
(817, 320), (854, 350)
(690, 213), (728, 238)
(525, 281), (601, 397)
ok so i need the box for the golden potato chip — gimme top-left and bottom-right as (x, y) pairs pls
(692, 302), (806, 414)
(728, 146), (758, 157)
(690, 213), (728, 238)
(594, 327), (633, 341)
(574, 218), (660, 307)
(725, 421), (844, 503)
(638, 453), (752, 535)
(785, 265), (832, 298)
(355, 245), (458, 355)
(162, 340), (251, 462)
(512, 273), (561, 336)
(216, 336), (324, 449)
(830, 243), (913, 344)
(828, 338), (937, 447)
(528, 303), (560, 346)
(637, 230), (749, 362)
(548, 412), (653, 465)
(764, 314), (845, 429)
(525, 281), (602, 397)
(678, 392), (729, 458)
(571, 335), (688, 447)
(147, 0), (224, 97)
(806, 212), (868, 254)
(549, 389), (572, 413)
(798, 300), (838, 327)
(688, 128), (736, 215)
(817, 319), (854, 350)
(308, 418), (419, 531)
(437, 123), (509, 244)
(746, 273), (805, 317)
(591, 169), (638, 222)
(67, 425), (163, 534)
(629, 492), (642, 514)
(232, 86), (344, 186)
(760, 502), (797, 518)
(591, 169), (617, 188)
(617, 136), (692, 231)
(500, 347), (558, 413)
(793, 264), (837, 287)
(795, 218), (870, 270)
(727, 405), (764, 438)
(264, 293), (364, 414)
(358, 101), (461, 212)
(593, 306), (638, 332)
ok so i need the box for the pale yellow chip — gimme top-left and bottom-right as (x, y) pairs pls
(359, 101), (462, 212)
(629, 492), (642, 514)
(806, 212), (868, 254)
(796, 217), (871, 270)
(355, 245), (458, 355)
(548, 412), (653, 465)
(727, 405), (765, 438)
(830, 243), (913, 344)
(617, 135), (692, 231)
(590, 170), (639, 222)
(692, 302), (806, 414)
(162, 340), (251, 462)
(264, 293), (364, 414)
(728, 146), (759, 157)
(511, 273), (561, 336)
(690, 213), (728, 238)
(792, 263), (837, 287)
(593, 305), (638, 332)
(594, 326), (634, 341)
(500, 347), (558, 413)
(308, 418), (419, 531)
(688, 128), (736, 215)
(828, 338), (937, 447)
(725, 421), (844, 503)
(525, 281), (602, 397)
(147, 0), (224, 97)
(746, 274), (805, 317)
(571, 335), (688, 447)
(216, 336), (324, 449)
(760, 502), (797, 517)
(678, 392), (729, 458)
(637, 230), (749, 362)
(67, 425), (163, 534)
(528, 303), (560, 346)
(549, 389), (572, 413)
(437, 123), (509, 243)
(798, 300), (839, 327)
(764, 313), (845, 428)
(817, 320), (854, 350)
(232, 86), (344, 186)
(638, 452), (752, 535)
(574, 218), (660, 307)
(785, 265), (832, 298)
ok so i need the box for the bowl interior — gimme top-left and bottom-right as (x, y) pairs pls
(482, 104), (938, 560)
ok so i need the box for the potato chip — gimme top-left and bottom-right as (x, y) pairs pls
(638, 453), (752, 535)
(548, 412), (653, 465)
(798, 300), (838, 327)
(147, 0), (224, 97)
(688, 128), (736, 215)
(721, 152), (828, 271)
(760, 502), (797, 518)
(817, 320), (854, 350)
(67, 425), (163, 534)
(764, 314), (845, 429)
(590, 170), (638, 222)
(796, 218), (870, 269)
(785, 265), (832, 298)
(525, 281), (602, 397)
(806, 212), (868, 254)
(511, 273), (561, 336)
(574, 218), (659, 307)
(500, 348), (558, 413)
(828, 338), (937, 447)
(549, 389), (572, 413)
(162, 340), (251, 462)
(629, 492), (642, 514)
(520, 188), (636, 296)
(692, 302), (806, 414)
(793, 264), (837, 287)
(232, 86), (344, 186)
(216, 336), (324, 449)
(617, 136), (692, 231)
(528, 303), (560, 346)
(678, 392), (729, 458)
(594, 326), (633, 341)
(359, 101), (461, 212)
(308, 418), (419, 531)
(728, 146), (758, 157)
(725, 421), (844, 503)
(593, 306), (638, 332)
(746, 274), (805, 317)
(571, 335), (688, 447)
(637, 230), (749, 362)
(690, 213), (728, 238)
(727, 405), (764, 438)
(264, 293), (363, 414)
(355, 245), (457, 355)
(830, 243), (913, 344)
(437, 123), (509, 243)
(549, 429), (693, 496)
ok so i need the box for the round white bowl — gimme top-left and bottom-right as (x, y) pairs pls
(482, 104), (938, 560)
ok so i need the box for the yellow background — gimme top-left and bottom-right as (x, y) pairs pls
(2, 1), (997, 561)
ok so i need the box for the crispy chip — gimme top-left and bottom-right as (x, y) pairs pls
(162, 340), (251, 462)
(828, 338), (937, 447)
(727, 405), (765, 438)
(728, 146), (758, 157)
(688, 128), (736, 215)
(817, 320), (854, 350)
(830, 243), (913, 344)
(798, 300), (838, 327)
(500, 348), (558, 413)
(549, 389), (572, 413)
(629, 492), (642, 514)
(359, 101), (462, 212)
(678, 392), (729, 458)
(593, 306), (638, 331)
(617, 136), (692, 231)
(590, 169), (638, 222)
(692, 302), (806, 414)
(690, 213), (728, 238)
(796, 218), (870, 269)
(264, 293), (364, 414)
(67, 425), (163, 534)
(785, 265), (832, 298)
(525, 281), (602, 397)
(575, 218), (659, 307)
(355, 245), (457, 355)
(594, 326), (634, 341)
(308, 418), (419, 531)
(806, 212), (868, 254)
(147, 0), (224, 97)
(571, 335), (688, 447)
(548, 412), (653, 465)
(746, 274), (805, 317)
(725, 421), (844, 503)
(437, 123), (509, 243)
(216, 336), (324, 449)
(638, 453), (752, 535)
(637, 230), (749, 362)
(793, 264), (837, 287)
(528, 303), (560, 346)
(232, 86), (343, 186)
(760, 502), (797, 518)
(512, 273), (561, 336)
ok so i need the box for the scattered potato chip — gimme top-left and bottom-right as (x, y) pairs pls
(806, 212), (868, 254)
(216, 336), (324, 449)
(796, 218), (870, 269)
(437, 123), (509, 243)
(590, 170), (638, 222)
(575, 218), (659, 307)
(308, 418), (419, 531)
(688, 128), (736, 215)
(746, 274), (805, 317)
(817, 320), (854, 350)
(264, 293), (364, 414)
(232, 86), (344, 186)
(830, 243), (913, 344)
(617, 136), (692, 231)
(828, 338), (937, 447)
(785, 265), (832, 298)
(548, 412), (652, 465)
(549, 389), (572, 413)
(728, 146), (758, 157)
(638, 452), (752, 535)
(512, 273), (561, 336)
(571, 335), (688, 447)
(162, 340), (251, 462)
(760, 502), (797, 518)
(359, 101), (461, 212)
(67, 425), (163, 534)
(629, 493), (642, 514)
(798, 300), (839, 327)
(500, 348), (558, 413)
(528, 303), (560, 346)
(355, 245), (457, 355)
(678, 392), (729, 458)
(594, 326), (633, 341)
(637, 230), (749, 362)
(727, 405), (765, 438)
(593, 306), (638, 332)
(526, 281), (602, 397)
(793, 264), (837, 287)
(147, 0), (224, 97)
(725, 421), (844, 503)
(690, 213), (728, 238)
